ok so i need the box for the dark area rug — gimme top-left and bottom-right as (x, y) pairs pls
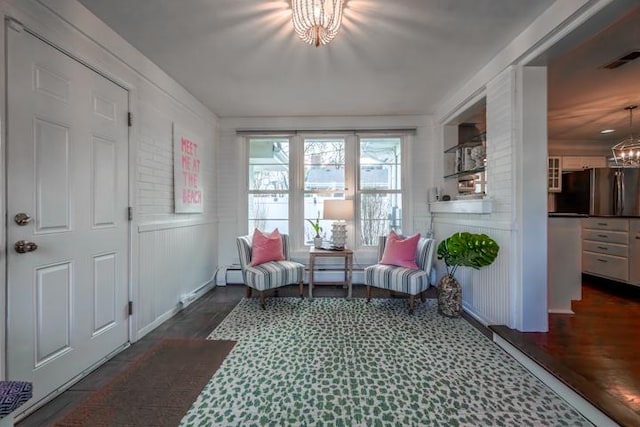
(55, 338), (235, 426)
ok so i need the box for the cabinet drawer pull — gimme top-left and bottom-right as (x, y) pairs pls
(636, 236), (640, 240)
(597, 234), (609, 238)
(597, 222), (608, 226)
(597, 259), (608, 263)
(597, 246), (608, 250)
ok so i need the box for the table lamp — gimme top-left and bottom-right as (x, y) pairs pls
(323, 199), (354, 249)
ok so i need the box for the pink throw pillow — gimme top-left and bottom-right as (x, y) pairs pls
(380, 231), (420, 269)
(250, 228), (285, 266)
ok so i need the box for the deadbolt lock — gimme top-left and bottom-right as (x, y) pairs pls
(14, 213), (32, 226)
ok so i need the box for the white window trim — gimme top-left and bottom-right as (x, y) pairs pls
(242, 132), (414, 257)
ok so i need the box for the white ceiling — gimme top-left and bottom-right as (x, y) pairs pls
(77, 0), (554, 118)
(547, 5), (640, 142)
(76, 0), (640, 145)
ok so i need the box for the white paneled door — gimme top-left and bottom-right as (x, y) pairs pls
(6, 27), (129, 411)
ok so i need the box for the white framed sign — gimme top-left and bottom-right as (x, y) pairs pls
(173, 123), (204, 213)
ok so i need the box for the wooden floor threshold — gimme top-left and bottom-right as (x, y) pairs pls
(491, 324), (639, 427)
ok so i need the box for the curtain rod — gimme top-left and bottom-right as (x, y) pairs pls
(235, 128), (417, 136)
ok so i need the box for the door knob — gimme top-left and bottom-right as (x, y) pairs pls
(14, 213), (32, 226)
(15, 240), (38, 253)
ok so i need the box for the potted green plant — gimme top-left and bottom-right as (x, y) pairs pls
(306, 216), (323, 248)
(436, 232), (500, 317)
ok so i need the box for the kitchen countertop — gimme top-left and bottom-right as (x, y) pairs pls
(548, 213), (589, 218)
(548, 213), (640, 218)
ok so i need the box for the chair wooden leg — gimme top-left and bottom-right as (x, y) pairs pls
(408, 295), (415, 315)
(420, 290), (426, 302)
(260, 291), (266, 310)
(299, 281), (304, 298)
(245, 286), (252, 298)
(366, 285), (372, 303)
(274, 289), (279, 297)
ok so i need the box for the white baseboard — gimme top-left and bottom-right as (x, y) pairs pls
(137, 306), (181, 339)
(137, 281), (216, 338)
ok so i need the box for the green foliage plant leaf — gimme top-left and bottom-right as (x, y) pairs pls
(306, 218), (322, 237)
(436, 232), (499, 277)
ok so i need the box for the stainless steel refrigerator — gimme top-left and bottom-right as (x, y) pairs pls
(590, 168), (640, 216)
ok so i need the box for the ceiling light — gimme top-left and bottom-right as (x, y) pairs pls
(611, 105), (640, 168)
(600, 129), (615, 134)
(291, 0), (344, 47)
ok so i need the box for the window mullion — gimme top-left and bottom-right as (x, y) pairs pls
(290, 134), (304, 249)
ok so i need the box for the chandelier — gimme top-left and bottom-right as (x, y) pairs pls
(611, 105), (640, 167)
(291, 0), (344, 47)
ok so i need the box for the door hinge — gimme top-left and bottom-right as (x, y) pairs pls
(127, 206), (133, 221)
(128, 301), (133, 316)
(127, 112), (132, 127)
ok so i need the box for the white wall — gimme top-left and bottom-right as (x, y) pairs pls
(0, 0), (219, 354)
(216, 115), (435, 281)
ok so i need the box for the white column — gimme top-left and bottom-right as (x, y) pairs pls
(516, 65), (549, 331)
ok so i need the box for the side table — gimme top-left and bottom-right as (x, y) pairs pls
(308, 247), (353, 300)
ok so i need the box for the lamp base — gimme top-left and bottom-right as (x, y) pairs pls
(330, 222), (347, 249)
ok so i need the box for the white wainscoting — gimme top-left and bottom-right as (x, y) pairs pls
(137, 221), (217, 337)
(433, 220), (512, 326)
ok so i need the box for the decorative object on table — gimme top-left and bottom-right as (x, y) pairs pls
(306, 215), (323, 248)
(323, 199), (354, 249)
(436, 232), (499, 317)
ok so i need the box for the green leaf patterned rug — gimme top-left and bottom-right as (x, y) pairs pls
(181, 298), (591, 426)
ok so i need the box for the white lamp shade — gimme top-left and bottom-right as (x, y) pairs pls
(323, 199), (353, 221)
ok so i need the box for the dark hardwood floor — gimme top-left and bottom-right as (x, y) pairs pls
(17, 284), (396, 426)
(19, 279), (639, 426)
(492, 276), (640, 427)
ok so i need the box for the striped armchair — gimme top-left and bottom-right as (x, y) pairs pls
(364, 235), (436, 313)
(236, 234), (305, 309)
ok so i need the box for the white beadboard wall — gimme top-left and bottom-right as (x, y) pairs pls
(137, 222), (216, 336)
(134, 88), (218, 338)
(433, 220), (512, 326)
(8, 0), (221, 341)
(432, 68), (519, 328)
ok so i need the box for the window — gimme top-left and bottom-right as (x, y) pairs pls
(247, 138), (290, 233)
(359, 137), (403, 245)
(246, 133), (408, 249)
(303, 137), (346, 243)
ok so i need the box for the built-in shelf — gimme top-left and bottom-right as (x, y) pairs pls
(429, 198), (493, 214)
(444, 166), (486, 180)
(443, 132), (486, 153)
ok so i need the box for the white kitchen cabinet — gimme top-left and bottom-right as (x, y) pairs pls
(582, 218), (630, 283)
(562, 156), (607, 171)
(548, 156), (561, 192)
